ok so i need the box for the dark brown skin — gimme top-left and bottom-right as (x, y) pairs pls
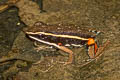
(24, 21), (98, 46)
(24, 21), (97, 37)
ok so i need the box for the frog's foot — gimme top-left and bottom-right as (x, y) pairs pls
(57, 61), (72, 66)
(84, 58), (94, 62)
(34, 42), (55, 52)
(33, 58), (55, 73)
(38, 65), (54, 73)
(34, 46), (53, 52)
(33, 60), (42, 65)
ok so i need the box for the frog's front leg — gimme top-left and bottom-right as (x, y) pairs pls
(94, 40), (110, 59)
(87, 40), (110, 61)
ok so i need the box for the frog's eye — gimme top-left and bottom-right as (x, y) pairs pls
(89, 30), (101, 35)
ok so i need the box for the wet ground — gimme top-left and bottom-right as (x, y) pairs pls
(0, 0), (120, 80)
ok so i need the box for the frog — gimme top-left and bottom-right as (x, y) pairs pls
(23, 21), (105, 65)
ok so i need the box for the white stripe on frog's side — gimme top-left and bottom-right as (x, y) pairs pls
(71, 44), (83, 47)
(26, 32), (89, 41)
(64, 44), (83, 47)
(65, 44), (83, 47)
(29, 35), (82, 48)
(65, 44), (71, 46)
(29, 35), (60, 48)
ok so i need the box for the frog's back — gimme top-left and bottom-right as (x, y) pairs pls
(25, 21), (97, 38)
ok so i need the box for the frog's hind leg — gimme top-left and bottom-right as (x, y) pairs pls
(57, 46), (73, 65)
(29, 36), (73, 65)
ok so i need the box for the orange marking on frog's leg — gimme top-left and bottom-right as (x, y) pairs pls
(87, 38), (95, 45)
(57, 46), (73, 65)
(58, 43), (62, 46)
(87, 38), (98, 58)
(94, 43), (98, 54)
